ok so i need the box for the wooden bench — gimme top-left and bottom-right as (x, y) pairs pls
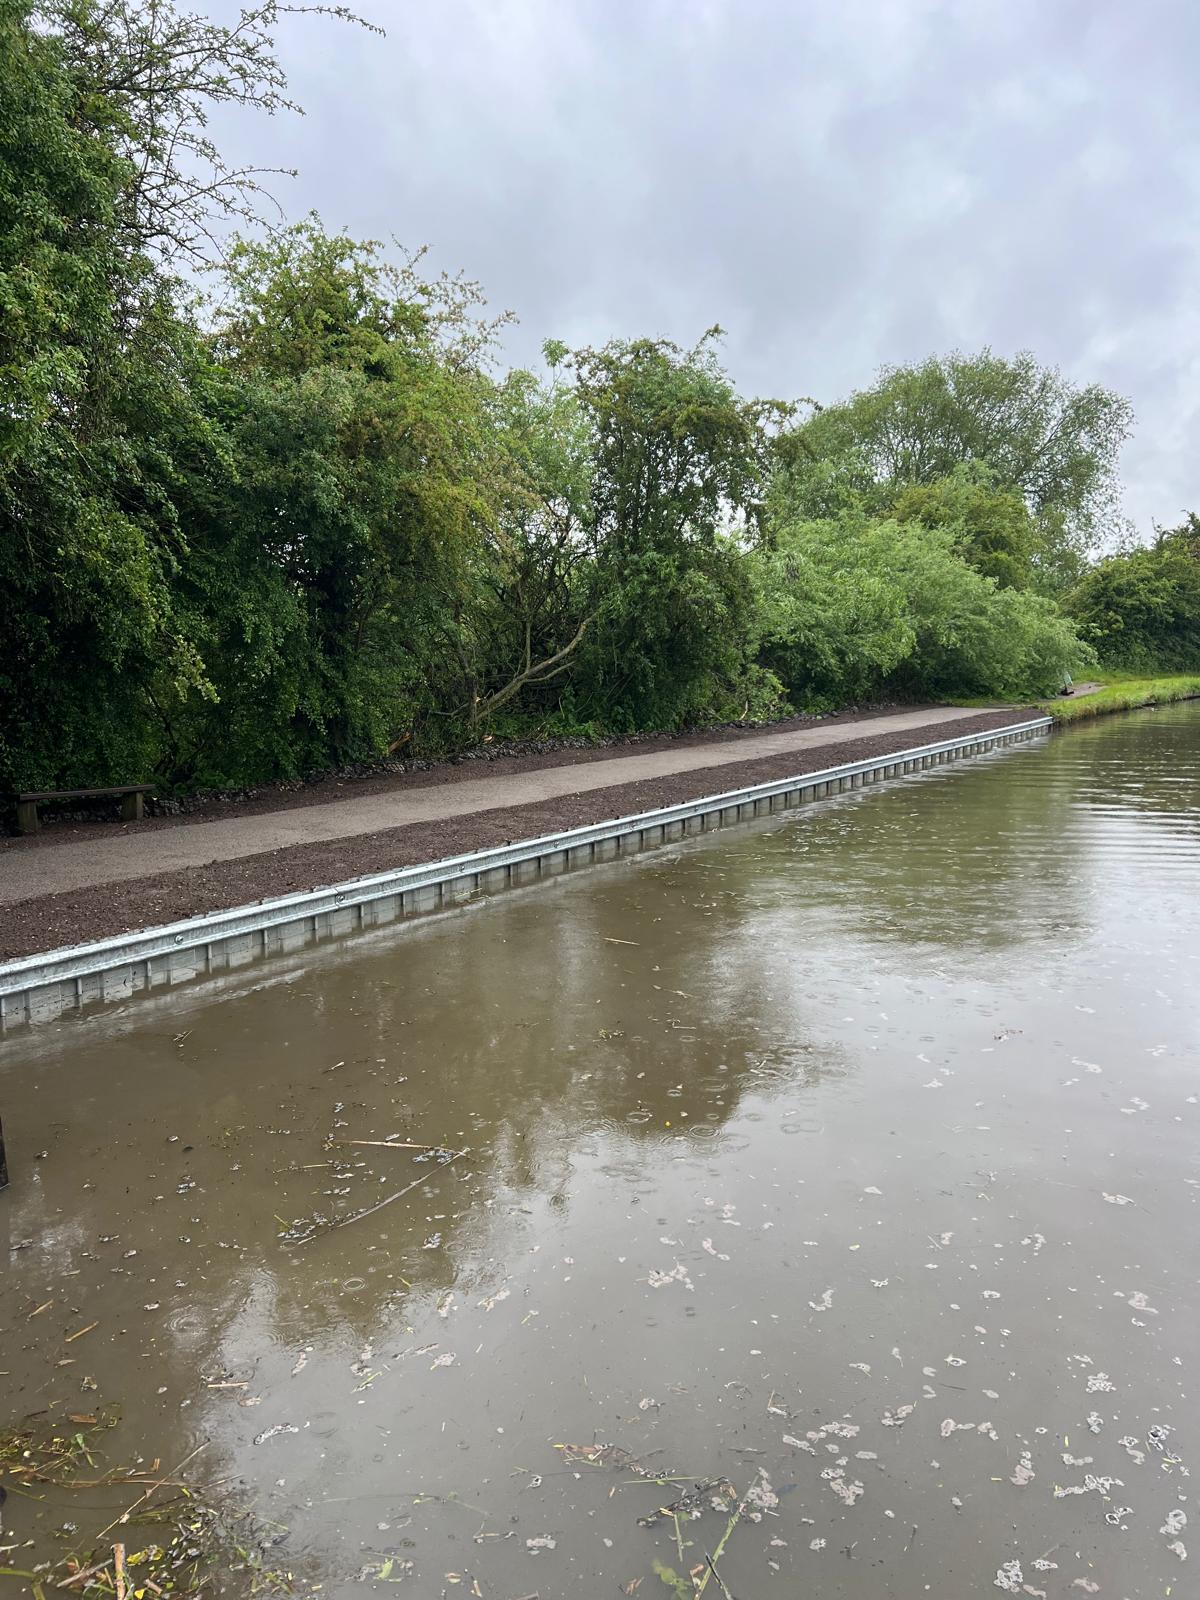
(13, 784), (154, 835)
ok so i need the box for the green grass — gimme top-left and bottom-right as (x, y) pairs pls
(1036, 673), (1200, 723)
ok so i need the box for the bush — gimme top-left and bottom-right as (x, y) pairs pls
(1066, 518), (1200, 671)
(753, 514), (1092, 706)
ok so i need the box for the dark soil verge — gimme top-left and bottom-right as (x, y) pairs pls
(0, 708), (1032, 961)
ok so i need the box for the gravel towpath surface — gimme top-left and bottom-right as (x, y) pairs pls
(0, 705), (1034, 960)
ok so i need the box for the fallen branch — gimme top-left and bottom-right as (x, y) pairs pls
(15, 1470), (191, 1490)
(91, 1441), (209, 1544)
(292, 1149), (469, 1245)
(472, 615), (592, 724)
(328, 1140), (445, 1151)
(55, 1557), (113, 1590)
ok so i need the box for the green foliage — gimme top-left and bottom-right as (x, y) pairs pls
(0, 1), (121, 461)
(172, 220), (518, 780)
(776, 350), (1133, 590)
(2, 0), (1150, 804)
(891, 465), (1038, 589)
(1066, 516), (1200, 671)
(0, 0), (221, 790)
(652, 1559), (693, 1599)
(753, 514), (1092, 706)
(564, 333), (790, 728)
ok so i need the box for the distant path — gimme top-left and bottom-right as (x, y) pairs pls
(0, 706), (994, 907)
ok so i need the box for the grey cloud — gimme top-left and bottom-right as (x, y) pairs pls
(209, 0), (1200, 530)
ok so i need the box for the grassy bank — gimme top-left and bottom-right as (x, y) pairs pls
(1038, 674), (1200, 723)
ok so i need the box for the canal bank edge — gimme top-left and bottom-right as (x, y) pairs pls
(0, 716), (1052, 1032)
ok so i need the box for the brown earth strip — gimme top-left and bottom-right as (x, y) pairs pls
(0, 707), (1033, 961)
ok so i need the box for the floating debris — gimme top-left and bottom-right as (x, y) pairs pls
(647, 1262), (694, 1290)
(253, 1422), (300, 1444)
(1053, 1474), (1124, 1499)
(881, 1404), (916, 1428)
(744, 1470), (780, 1518)
(637, 1479), (735, 1528)
(823, 1470), (864, 1506)
(555, 1442), (657, 1477)
(940, 1418), (998, 1440)
(0, 1414), (297, 1595)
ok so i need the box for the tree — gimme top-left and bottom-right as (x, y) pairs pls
(775, 351), (1133, 589)
(38, 0), (377, 271)
(556, 333), (790, 727)
(459, 371), (596, 730)
(752, 513), (1092, 706)
(1067, 515), (1200, 670)
(194, 220), (514, 775)
(0, 1), (372, 791)
(891, 465), (1038, 589)
(0, 0), (220, 791)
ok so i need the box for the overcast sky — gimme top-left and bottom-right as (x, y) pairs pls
(211, 0), (1200, 534)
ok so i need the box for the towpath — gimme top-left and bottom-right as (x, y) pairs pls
(0, 704), (1034, 958)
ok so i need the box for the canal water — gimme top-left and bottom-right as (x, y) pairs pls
(2, 704), (1197, 1597)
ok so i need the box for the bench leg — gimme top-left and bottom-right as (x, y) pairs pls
(120, 793), (144, 823)
(15, 800), (39, 835)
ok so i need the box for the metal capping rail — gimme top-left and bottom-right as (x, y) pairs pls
(0, 716), (1052, 1030)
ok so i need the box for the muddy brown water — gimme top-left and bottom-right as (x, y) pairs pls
(2, 705), (1197, 1598)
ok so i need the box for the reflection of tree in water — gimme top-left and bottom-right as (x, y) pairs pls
(633, 705), (1200, 972)
(150, 837), (860, 1356)
(676, 734), (1103, 955)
